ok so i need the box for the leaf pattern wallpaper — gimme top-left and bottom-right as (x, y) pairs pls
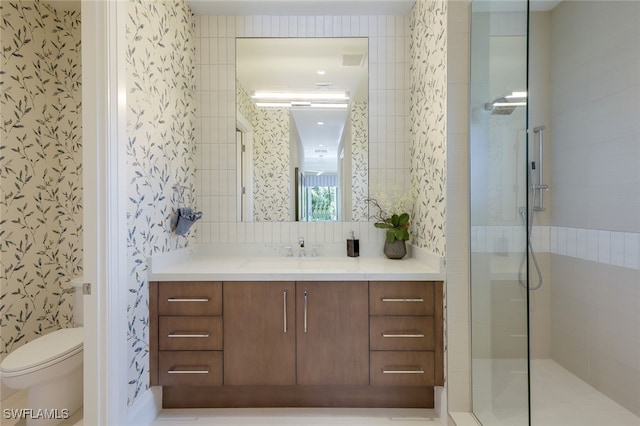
(252, 108), (291, 221)
(351, 100), (369, 222)
(237, 83), (292, 221)
(125, 0), (196, 406)
(410, 0), (447, 256)
(0, 0), (82, 359)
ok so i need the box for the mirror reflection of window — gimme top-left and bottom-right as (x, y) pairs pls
(236, 37), (368, 222)
(300, 174), (338, 222)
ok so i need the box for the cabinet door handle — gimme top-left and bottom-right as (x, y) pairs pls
(167, 332), (210, 338)
(303, 290), (308, 333)
(283, 290), (288, 333)
(167, 297), (210, 303)
(381, 297), (424, 303)
(381, 367), (424, 374)
(381, 332), (425, 338)
(167, 368), (209, 374)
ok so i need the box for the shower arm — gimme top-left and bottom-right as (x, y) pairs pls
(532, 126), (549, 211)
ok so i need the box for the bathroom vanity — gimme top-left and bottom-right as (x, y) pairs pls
(148, 247), (444, 409)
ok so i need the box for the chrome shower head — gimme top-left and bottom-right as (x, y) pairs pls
(484, 92), (527, 115)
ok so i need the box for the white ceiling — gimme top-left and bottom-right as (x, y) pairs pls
(188, 0), (415, 16)
(237, 38), (368, 102)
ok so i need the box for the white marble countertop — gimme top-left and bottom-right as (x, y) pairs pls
(148, 244), (445, 282)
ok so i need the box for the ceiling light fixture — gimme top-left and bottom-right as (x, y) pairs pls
(252, 91), (349, 101)
(309, 103), (348, 109)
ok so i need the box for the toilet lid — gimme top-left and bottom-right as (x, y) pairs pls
(0, 327), (83, 373)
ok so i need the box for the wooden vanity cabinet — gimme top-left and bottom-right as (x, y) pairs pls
(295, 281), (369, 385)
(150, 279), (444, 409)
(223, 281), (369, 386)
(149, 281), (223, 387)
(223, 282), (296, 385)
(369, 281), (444, 388)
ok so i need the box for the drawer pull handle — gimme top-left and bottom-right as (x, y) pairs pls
(167, 368), (209, 374)
(382, 367), (424, 374)
(167, 333), (210, 338)
(303, 291), (308, 333)
(381, 332), (425, 338)
(167, 298), (210, 302)
(381, 298), (424, 303)
(283, 290), (288, 333)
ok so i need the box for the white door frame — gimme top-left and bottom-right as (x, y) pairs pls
(82, 0), (128, 424)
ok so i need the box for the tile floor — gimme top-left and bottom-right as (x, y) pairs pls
(473, 358), (640, 426)
(0, 390), (82, 426)
(2, 359), (638, 425)
(152, 408), (442, 426)
(530, 359), (640, 426)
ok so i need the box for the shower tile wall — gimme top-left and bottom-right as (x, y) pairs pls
(547, 0), (640, 416)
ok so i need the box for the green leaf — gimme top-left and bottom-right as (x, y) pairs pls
(398, 213), (410, 226)
(374, 222), (392, 229)
(385, 230), (396, 243)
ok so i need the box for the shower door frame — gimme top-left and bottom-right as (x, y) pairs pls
(468, 0), (531, 424)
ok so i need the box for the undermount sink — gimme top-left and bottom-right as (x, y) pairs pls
(241, 257), (357, 272)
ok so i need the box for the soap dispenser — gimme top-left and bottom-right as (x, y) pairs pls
(347, 231), (359, 257)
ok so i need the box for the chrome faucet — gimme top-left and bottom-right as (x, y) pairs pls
(298, 237), (306, 257)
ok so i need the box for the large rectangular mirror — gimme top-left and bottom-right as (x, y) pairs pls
(236, 38), (368, 222)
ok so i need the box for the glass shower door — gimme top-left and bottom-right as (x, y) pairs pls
(469, 0), (530, 424)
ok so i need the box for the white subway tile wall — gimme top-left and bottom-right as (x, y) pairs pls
(194, 15), (411, 245)
(471, 225), (640, 271)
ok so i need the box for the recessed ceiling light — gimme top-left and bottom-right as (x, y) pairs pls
(317, 69), (326, 75)
(317, 121), (324, 126)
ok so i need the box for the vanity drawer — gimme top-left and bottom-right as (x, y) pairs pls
(158, 282), (222, 315)
(370, 351), (434, 387)
(158, 351), (222, 386)
(370, 316), (434, 351)
(369, 282), (434, 316)
(159, 316), (223, 351)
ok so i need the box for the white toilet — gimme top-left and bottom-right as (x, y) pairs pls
(0, 277), (84, 426)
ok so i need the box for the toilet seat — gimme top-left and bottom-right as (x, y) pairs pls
(0, 327), (83, 377)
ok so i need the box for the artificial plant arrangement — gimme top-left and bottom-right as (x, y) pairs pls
(368, 198), (411, 243)
(367, 185), (415, 258)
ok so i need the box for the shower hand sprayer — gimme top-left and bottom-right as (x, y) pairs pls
(519, 126), (548, 291)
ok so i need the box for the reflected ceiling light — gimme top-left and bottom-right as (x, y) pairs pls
(255, 101), (348, 109)
(252, 91), (349, 101)
(309, 103), (348, 109)
(317, 69), (326, 75)
(255, 102), (291, 108)
(317, 121), (325, 125)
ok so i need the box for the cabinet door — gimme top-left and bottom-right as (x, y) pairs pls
(224, 282), (296, 385)
(296, 281), (369, 385)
